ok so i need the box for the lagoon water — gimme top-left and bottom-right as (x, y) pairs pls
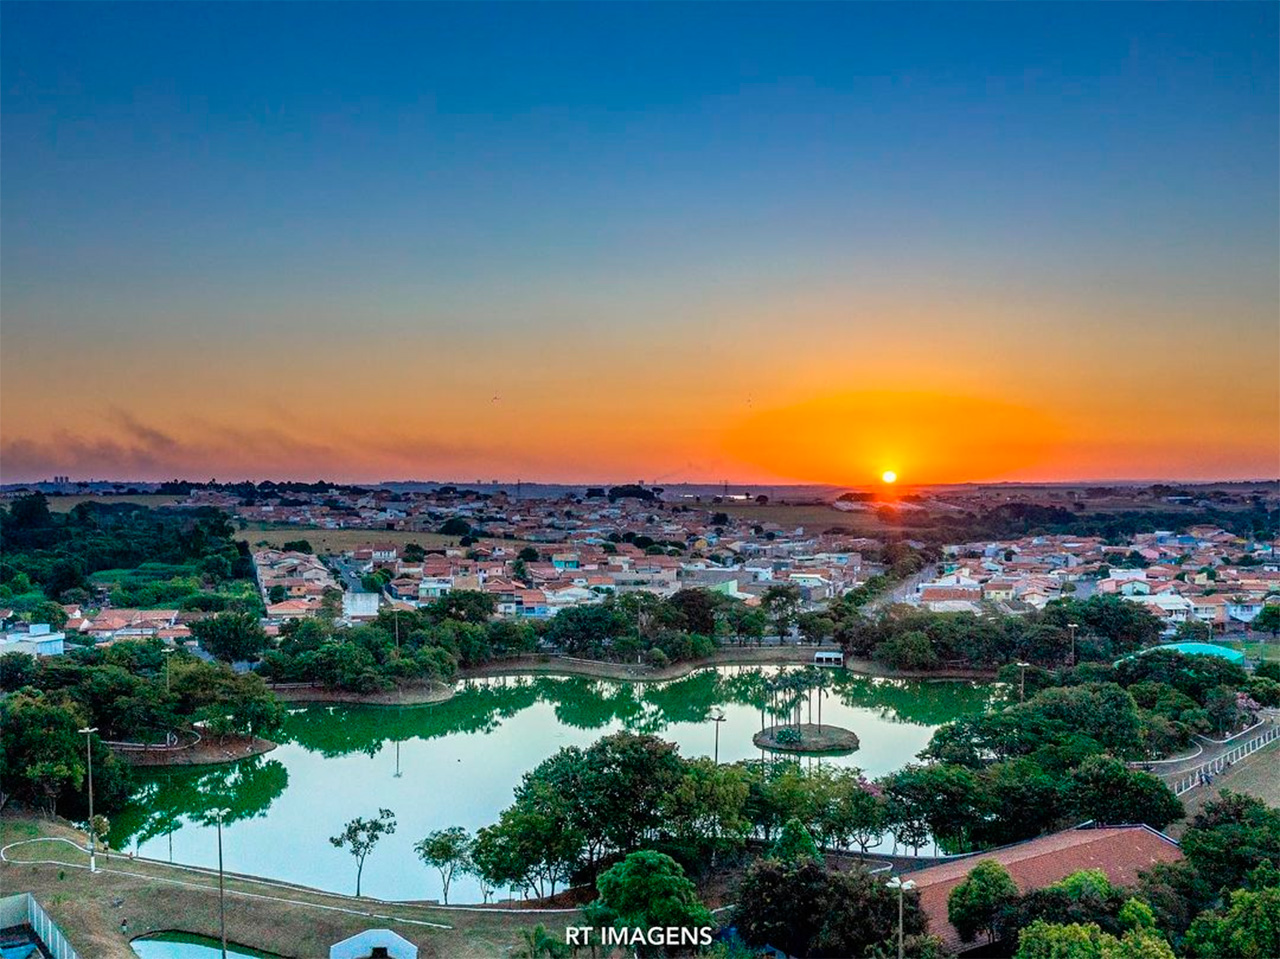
(112, 667), (994, 902)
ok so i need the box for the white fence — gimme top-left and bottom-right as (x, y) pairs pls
(1170, 724), (1280, 796)
(0, 893), (81, 959)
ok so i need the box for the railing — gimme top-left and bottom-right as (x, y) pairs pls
(1170, 724), (1280, 796)
(0, 894), (81, 959)
(104, 728), (200, 752)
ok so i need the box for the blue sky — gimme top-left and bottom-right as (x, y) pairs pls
(2, 2), (1277, 482)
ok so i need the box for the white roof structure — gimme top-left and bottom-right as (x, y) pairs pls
(329, 928), (418, 959)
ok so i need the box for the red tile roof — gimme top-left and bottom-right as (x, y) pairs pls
(909, 826), (1182, 953)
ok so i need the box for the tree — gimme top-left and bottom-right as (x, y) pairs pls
(735, 858), (923, 959)
(430, 590), (496, 624)
(1181, 791), (1280, 892)
(734, 858), (832, 958)
(590, 851), (712, 957)
(329, 808), (396, 897)
(1014, 920), (1175, 959)
(0, 652), (39, 691)
(512, 924), (569, 959)
(414, 827), (473, 905)
(439, 517), (472, 537)
(1183, 885), (1280, 959)
(762, 584), (803, 638)
(191, 613), (268, 663)
(267, 584), (287, 603)
(875, 630), (939, 671)
(949, 859), (1019, 943)
(770, 817), (823, 864)
(517, 547), (541, 563)
(1066, 757), (1183, 830)
(1252, 604), (1280, 638)
(281, 539), (313, 553)
(668, 588), (718, 636)
(797, 612), (836, 645)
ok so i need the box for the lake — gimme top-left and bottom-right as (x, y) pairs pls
(111, 666), (994, 902)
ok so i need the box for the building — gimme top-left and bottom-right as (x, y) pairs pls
(0, 623), (65, 657)
(907, 824), (1183, 955)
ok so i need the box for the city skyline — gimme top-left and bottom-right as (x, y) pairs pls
(3, 3), (1277, 485)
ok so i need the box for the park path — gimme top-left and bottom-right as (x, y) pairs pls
(1135, 711), (1279, 796)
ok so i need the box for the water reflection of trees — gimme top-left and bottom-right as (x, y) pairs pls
(279, 668), (994, 759)
(113, 668), (991, 847)
(111, 756), (289, 849)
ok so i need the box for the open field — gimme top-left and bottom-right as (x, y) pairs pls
(714, 501), (893, 535)
(2, 494), (183, 512)
(0, 816), (562, 959)
(237, 524), (532, 555)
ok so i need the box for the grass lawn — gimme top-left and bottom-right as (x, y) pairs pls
(1216, 638), (1280, 663)
(236, 525), (532, 555)
(0, 816), (562, 959)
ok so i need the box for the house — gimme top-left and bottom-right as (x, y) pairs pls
(908, 825), (1183, 955)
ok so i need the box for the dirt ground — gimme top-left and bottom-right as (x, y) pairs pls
(0, 816), (564, 959)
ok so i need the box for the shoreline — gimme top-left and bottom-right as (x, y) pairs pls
(456, 647), (999, 685)
(269, 682), (453, 706)
(115, 736), (277, 767)
(754, 722), (861, 754)
(269, 648), (999, 709)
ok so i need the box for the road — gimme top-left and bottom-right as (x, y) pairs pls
(329, 556), (364, 593)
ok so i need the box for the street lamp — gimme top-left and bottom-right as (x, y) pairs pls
(886, 876), (916, 959)
(1016, 661), (1031, 702)
(212, 807), (232, 959)
(77, 726), (98, 873)
(710, 709), (727, 765)
(1067, 622), (1080, 666)
(161, 646), (174, 694)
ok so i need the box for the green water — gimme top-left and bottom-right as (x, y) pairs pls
(130, 931), (282, 959)
(111, 666), (993, 902)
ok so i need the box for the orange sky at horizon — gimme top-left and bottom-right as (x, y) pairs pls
(2, 273), (1277, 485)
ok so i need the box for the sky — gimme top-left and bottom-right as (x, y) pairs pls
(2, 2), (1277, 486)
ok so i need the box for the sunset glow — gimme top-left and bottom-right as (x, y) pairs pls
(1, 4), (1276, 484)
(882, 471), (898, 485)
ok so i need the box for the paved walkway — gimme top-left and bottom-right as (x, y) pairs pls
(1134, 712), (1279, 796)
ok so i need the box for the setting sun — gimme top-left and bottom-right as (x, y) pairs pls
(881, 470), (897, 484)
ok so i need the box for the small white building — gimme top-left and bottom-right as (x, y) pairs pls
(814, 647), (845, 667)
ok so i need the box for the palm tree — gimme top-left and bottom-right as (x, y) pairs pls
(514, 924), (569, 958)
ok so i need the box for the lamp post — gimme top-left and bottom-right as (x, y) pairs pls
(212, 807), (231, 959)
(1067, 622), (1080, 666)
(394, 740), (402, 778)
(710, 709), (726, 765)
(1016, 661), (1031, 702)
(77, 726), (98, 873)
(886, 876), (916, 959)
(161, 646), (174, 694)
